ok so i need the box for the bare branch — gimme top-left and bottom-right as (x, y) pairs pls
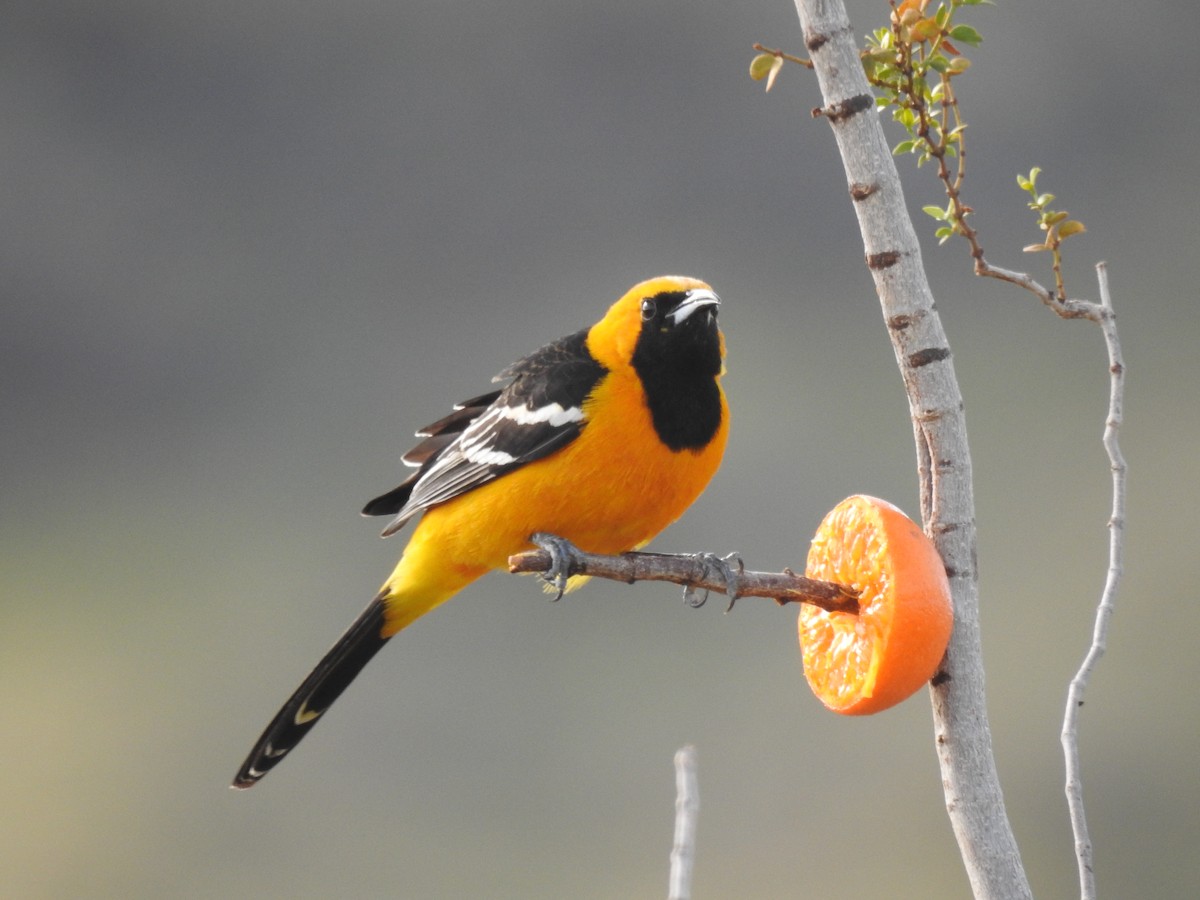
(668, 745), (699, 900)
(974, 259), (1099, 321)
(1060, 262), (1127, 900)
(508, 542), (861, 615)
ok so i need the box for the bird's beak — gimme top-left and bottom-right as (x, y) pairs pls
(669, 288), (721, 324)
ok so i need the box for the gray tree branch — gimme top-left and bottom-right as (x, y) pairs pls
(791, 1), (1032, 897)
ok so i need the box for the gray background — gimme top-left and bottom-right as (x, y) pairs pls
(3, 1), (1196, 897)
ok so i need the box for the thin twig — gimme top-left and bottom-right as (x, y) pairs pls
(974, 260), (1097, 320)
(507, 543), (861, 615)
(668, 745), (699, 900)
(1060, 261), (1126, 900)
(751, 42), (813, 68)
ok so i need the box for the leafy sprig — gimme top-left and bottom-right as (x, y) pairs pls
(751, 0), (1088, 302)
(1018, 167), (1086, 301)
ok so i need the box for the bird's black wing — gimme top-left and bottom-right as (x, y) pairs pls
(358, 390), (501, 519)
(363, 327), (607, 537)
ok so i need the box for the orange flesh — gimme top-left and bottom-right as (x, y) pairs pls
(800, 495), (952, 715)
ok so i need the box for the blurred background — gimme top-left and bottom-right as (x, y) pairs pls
(3, 1), (1196, 897)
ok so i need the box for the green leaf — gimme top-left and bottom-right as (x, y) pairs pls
(928, 55), (950, 73)
(749, 53), (777, 82)
(949, 24), (983, 46)
(893, 139), (916, 155)
(923, 205), (947, 220)
(1057, 219), (1087, 239)
(936, 226), (954, 244)
(1035, 192), (1056, 207)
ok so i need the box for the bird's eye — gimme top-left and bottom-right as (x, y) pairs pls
(640, 298), (657, 321)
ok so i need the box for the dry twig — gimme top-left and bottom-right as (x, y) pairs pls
(507, 539), (860, 615)
(1059, 262), (1126, 900)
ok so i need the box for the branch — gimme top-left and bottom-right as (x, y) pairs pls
(974, 259), (1098, 321)
(792, 1), (1033, 896)
(856, 8), (1124, 891)
(894, 16), (1123, 887)
(668, 745), (699, 900)
(507, 541), (861, 615)
(1060, 262), (1126, 900)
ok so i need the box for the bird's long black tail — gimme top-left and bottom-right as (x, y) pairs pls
(232, 590), (391, 789)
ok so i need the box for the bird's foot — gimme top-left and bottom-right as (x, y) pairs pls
(530, 532), (583, 601)
(680, 552), (744, 611)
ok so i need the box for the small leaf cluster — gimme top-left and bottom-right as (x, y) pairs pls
(749, 51), (785, 92)
(864, 0), (985, 166)
(1019, 167), (1086, 254)
(922, 202), (961, 245)
(748, 1), (1090, 302)
(748, 44), (811, 92)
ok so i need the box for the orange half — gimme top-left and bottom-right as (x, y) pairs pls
(800, 495), (953, 715)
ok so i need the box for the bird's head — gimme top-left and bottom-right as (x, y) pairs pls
(588, 275), (723, 377)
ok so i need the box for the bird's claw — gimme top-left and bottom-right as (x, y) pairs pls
(681, 552), (744, 611)
(530, 532), (580, 601)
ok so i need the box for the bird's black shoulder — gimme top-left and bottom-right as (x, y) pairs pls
(494, 327), (606, 410)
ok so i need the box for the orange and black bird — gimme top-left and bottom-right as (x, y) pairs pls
(233, 275), (728, 788)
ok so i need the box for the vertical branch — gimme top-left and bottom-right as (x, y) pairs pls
(1060, 262), (1126, 900)
(668, 745), (699, 900)
(791, 1), (1032, 897)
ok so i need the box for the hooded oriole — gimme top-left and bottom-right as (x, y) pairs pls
(233, 275), (728, 788)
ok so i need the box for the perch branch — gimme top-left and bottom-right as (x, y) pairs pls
(508, 539), (860, 615)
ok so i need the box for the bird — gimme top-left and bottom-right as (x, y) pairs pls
(232, 275), (728, 788)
